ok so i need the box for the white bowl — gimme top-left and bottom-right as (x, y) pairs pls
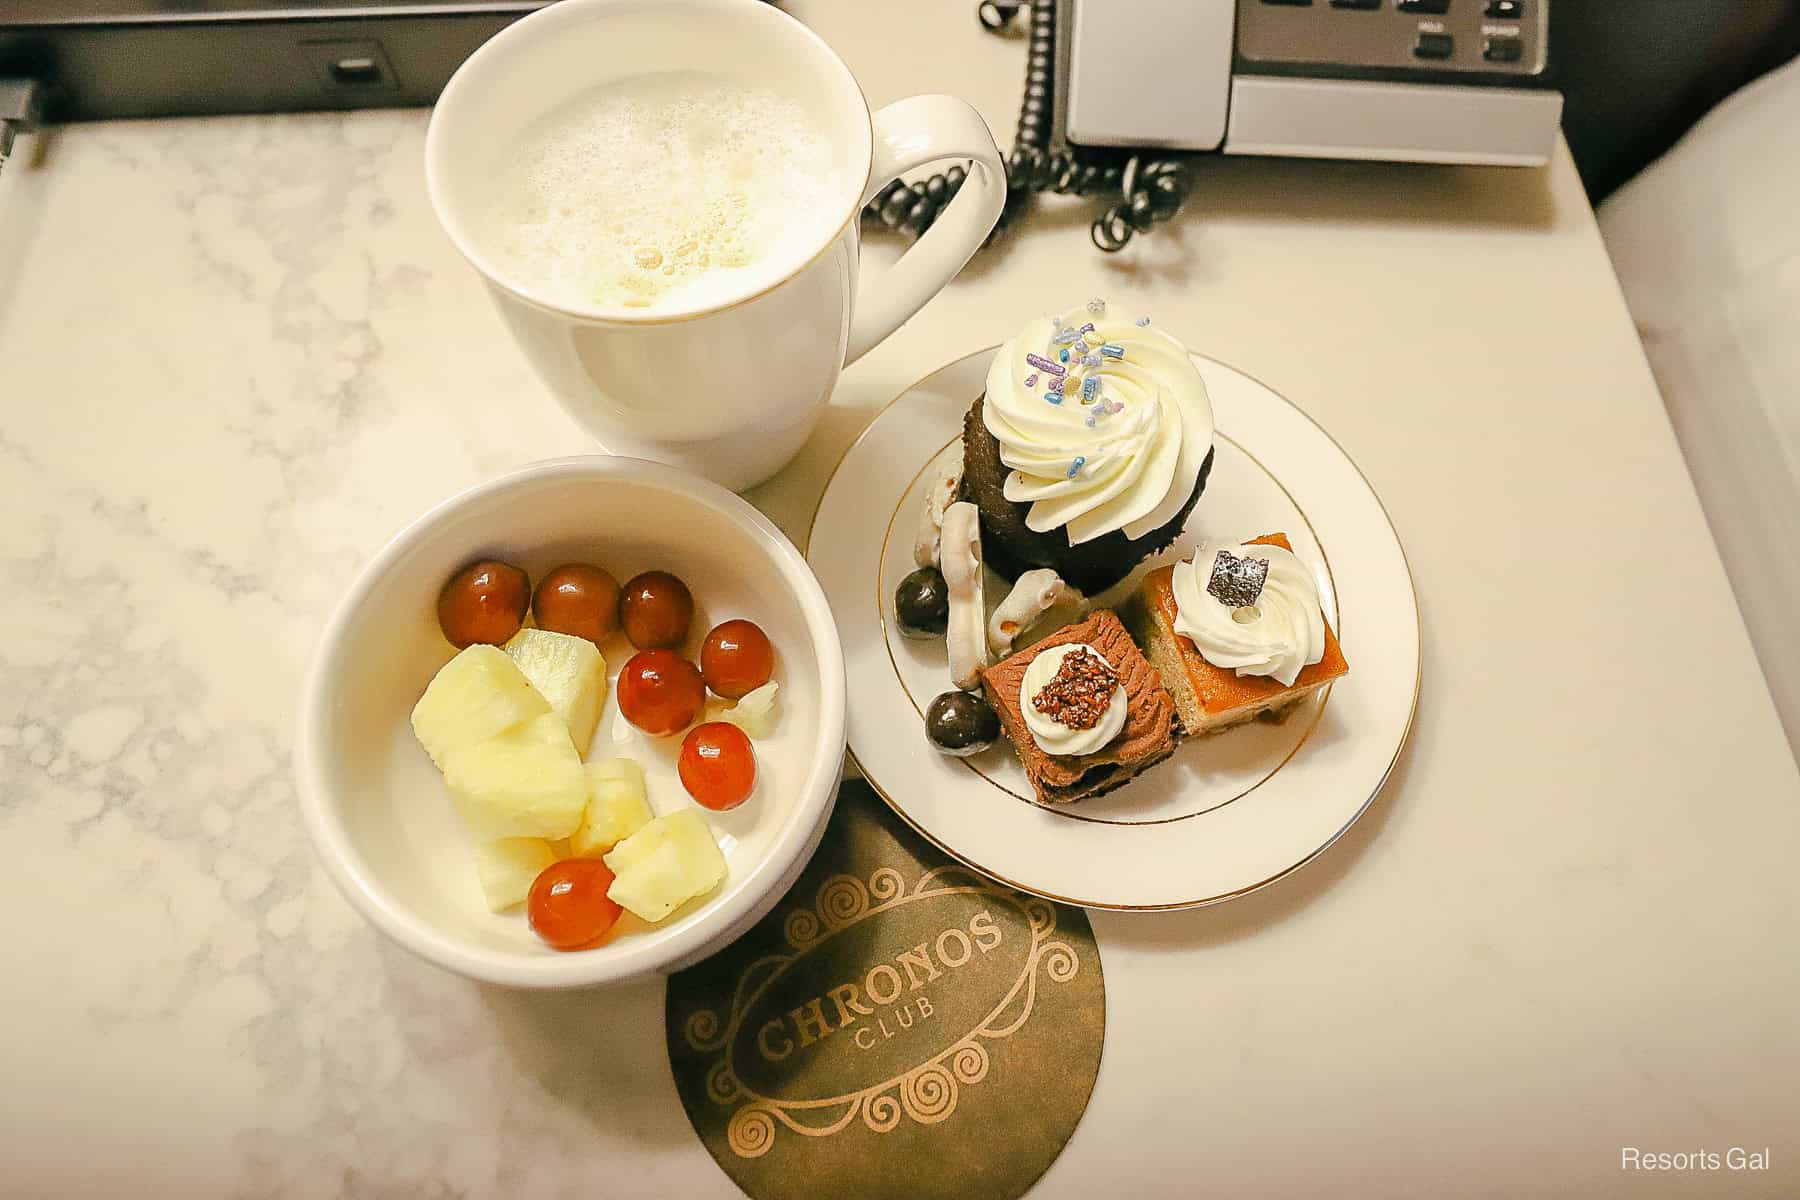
(296, 456), (845, 988)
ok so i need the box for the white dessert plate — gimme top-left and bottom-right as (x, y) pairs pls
(808, 347), (1418, 910)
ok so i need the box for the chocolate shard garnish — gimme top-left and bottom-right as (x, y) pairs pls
(1206, 549), (1269, 609)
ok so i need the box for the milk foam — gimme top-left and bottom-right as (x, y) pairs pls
(483, 72), (848, 313)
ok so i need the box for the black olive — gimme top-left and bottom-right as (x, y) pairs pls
(894, 566), (950, 639)
(925, 690), (1001, 757)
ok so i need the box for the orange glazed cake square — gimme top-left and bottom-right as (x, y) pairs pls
(1129, 533), (1348, 737)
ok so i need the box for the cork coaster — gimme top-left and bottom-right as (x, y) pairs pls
(667, 780), (1105, 1200)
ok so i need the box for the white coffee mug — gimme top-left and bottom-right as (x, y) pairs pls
(426, 0), (1006, 491)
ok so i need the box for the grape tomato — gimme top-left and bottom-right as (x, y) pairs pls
(527, 858), (622, 951)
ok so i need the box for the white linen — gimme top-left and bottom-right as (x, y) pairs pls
(1600, 56), (1800, 758)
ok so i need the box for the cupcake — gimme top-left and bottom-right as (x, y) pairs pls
(962, 300), (1216, 594)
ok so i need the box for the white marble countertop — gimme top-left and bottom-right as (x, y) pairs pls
(2, 2), (1796, 1196)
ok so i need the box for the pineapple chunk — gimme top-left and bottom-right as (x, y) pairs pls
(441, 713), (587, 839)
(704, 681), (781, 739)
(601, 809), (669, 876)
(472, 838), (555, 912)
(503, 628), (607, 757)
(410, 645), (550, 769)
(604, 810), (727, 922)
(570, 758), (653, 857)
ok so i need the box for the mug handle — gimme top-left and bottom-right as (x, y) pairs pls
(845, 95), (1007, 365)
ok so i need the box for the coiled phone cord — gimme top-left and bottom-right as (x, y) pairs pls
(862, 0), (1192, 253)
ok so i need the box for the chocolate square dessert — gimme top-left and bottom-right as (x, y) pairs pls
(979, 609), (1179, 805)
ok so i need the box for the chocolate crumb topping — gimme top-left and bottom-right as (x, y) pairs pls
(1032, 648), (1120, 730)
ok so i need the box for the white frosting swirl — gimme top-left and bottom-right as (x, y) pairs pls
(1020, 643), (1128, 757)
(1171, 542), (1326, 687)
(983, 302), (1214, 546)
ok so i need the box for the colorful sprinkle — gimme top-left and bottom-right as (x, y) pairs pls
(1024, 373), (1038, 387)
(1067, 456), (1087, 478)
(1100, 343), (1125, 359)
(1059, 348), (1070, 363)
(1081, 376), (1100, 403)
(1135, 316), (1151, 327)
(1086, 298), (1106, 315)
(1074, 340), (1089, 355)
(1025, 352), (1065, 376)
(1083, 352), (1102, 368)
(1052, 327), (1080, 346)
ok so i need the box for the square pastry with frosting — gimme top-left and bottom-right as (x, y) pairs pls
(978, 609), (1179, 805)
(1130, 533), (1349, 737)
